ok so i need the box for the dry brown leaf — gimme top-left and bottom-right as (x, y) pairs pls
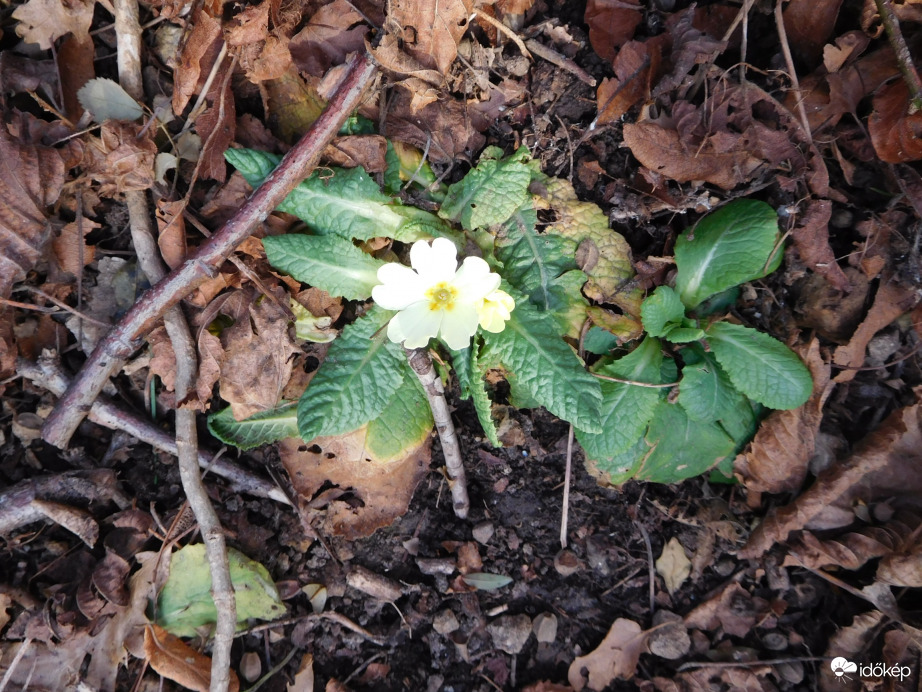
(287, 653), (315, 692)
(584, 0), (642, 63)
(568, 618), (648, 690)
(325, 135), (388, 173)
(649, 667), (775, 692)
(741, 402), (922, 559)
(782, 0), (844, 64)
(833, 276), (919, 383)
(367, 33), (445, 86)
(497, 0), (535, 14)
(383, 88), (486, 164)
(172, 5), (223, 115)
(289, 0), (369, 77)
(279, 430), (430, 540)
(53, 219), (99, 278)
(791, 198), (852, 293)
(156, 200), (188, 271)
(33, 499), (99, 547)
(735, 339), (832, 495)
(82, 122), (157, 197)
(623, 121), (762, 190)
(13, 0), (95, 50)
(683, 582), (768, 637)
(823, 30), (870, 73)
(218, 288), (299, 420)
(145, 624), (240, 692)
(878, 542), (922, 587)
(655, 537), (691, 596)
(388, 0), (473, 75)
(596, 39), (663, 125)
(652, 9), (726, 99)
(0, 123), (70, 300)
(794, 266), (870, 343)
(195, 79), (236, 182)
(869, 79), (922, 163)
(785, 517), (912, 571)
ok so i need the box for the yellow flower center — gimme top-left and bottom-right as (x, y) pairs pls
(426, 282), (457, 311)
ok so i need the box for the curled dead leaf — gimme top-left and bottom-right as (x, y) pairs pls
(568, 618), (648, 690)
(82, 122), (157, 197)
(584, 0), (642, 63)
(145, 624), (240, 692)
(869, 79), (922, 163)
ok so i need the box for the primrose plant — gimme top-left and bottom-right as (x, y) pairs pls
(208, 142), (813, 512)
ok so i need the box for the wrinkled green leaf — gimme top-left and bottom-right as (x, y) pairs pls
(452, 346), (500, 448)
(298, 307), (405, 441)
(461, 572), (513, 590)
(677, 346), (744, 423)
(365, 367), (433, 461)
(662, 325), (705, 343)
(577, 337), (665, 459)
(439, 146), (532, 229)
(583, 326), (620, 355)
(705, 321), (812, 410)
(157, 544), (285, 637)
(207, 403), (298, 450)
(641, 286), (685, 337)
(264, 234), (385, 300)
(675, 199), (781, 309)
(226, 148), (449, 243)
(482, 300), (602, 432)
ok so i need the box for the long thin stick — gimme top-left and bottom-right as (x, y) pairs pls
(114, 4), (235, 685)
(874, 0), (922, 113)
(559, 424), (574, 549)
(774, 0), (813, 145)
(18, 355), (288, 503)
(42, 52), (378, 449)
(405, 348), (470, 519)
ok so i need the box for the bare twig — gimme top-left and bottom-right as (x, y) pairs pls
(525, 39), (595, 87)
(559, 424), (574, 549)
(405, 348), (470, 519)
(17, 355), (289, 504)
(114, 4), (235, 687)
(873, 0), (922, 113)
(590, 371), (678, 388)
(774, 0), (813, 145)
(634, 520), (656, 616)
(42, 52), (378, 448)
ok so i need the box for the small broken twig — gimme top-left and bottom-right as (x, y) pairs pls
(405, 348), (470, 519)
(874, 0), (922, 113)
(773, 0), (813, 145)
(42, 52), (378, 449)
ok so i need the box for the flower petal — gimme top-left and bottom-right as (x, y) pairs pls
(438, 300), (481, 350)
(388, 300), (442, 348)
(411, 238), (458, 285)
(479, 289), (515, 332)
(452, 256), (500, 302)
(372, 263), (426, 310)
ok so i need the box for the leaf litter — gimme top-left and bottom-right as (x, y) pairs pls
(2, 0), (922, 688)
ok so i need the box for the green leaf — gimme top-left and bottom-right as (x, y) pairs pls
(207, 403), (298, 450)
(641, 286), (686, 337)
(674, 199), (781, 309)
(635, 402), (737, 483)
(226, 148), (451, 243)
(576, 337), (665, 459)
(461, 573), (513, 590)
(452, 346), (501, 448)
(365, 368), (434, 461)
(583, 326), (620, 355)
(157, 544), (285, 637)
(662, 326), (705, 343)
(439, 147), (532, 229)
(705, 321), (813, 410)
(677, 346), (745, 423)
(481, 300), (602, 432)
(263, 234), (385, 300)
(298, 307), (406, 441)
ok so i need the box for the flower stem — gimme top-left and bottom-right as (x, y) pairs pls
(405, 348), (470, 519)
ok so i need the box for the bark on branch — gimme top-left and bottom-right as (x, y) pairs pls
(41, 52), (378, 448)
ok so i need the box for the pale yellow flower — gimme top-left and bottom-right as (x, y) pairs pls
(371, 239), (513, 349)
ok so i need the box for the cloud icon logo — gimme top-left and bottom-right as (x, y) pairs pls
(830, 657), (858, 677)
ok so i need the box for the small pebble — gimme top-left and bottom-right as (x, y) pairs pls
(473, 521), (494, 545)
(554, 549), (580, 577)
(433, 609), (460, 635)
(762, 631), (788, 651)
(648, 610), (690, 660)
(487, 614), (533, 654)
(239, 652), (261, 682)
(532, 612), (558, 644)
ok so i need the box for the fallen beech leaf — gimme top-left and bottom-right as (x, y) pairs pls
(584, 0), (642, 63)
(735, 339), (832, 495)
(145, 624), (240, 692)
(869, 79), (922, 163)
(791, 198), (852, 292)
(289, 0), (368, 77)
(383, 88), (486, 164)
(819, 611), (884, 689)
(568, 618), (648, 690)
(0, 124), (69, 299)
(13, 0), (95, 50)
(795, 266), (869, 342)
(623, 121), (762, 190)
(279, 427), (430, 540)
(683, 582), (767, 637)
(388, 0), (473, 74)
(172, 5), (222, 115)
(878, 544), (922, 587)
(785, 516), (910, 571)
(82, 122), (157, 197)
(741, 403), (922, 559)
(53, 219), (99, 278)
(596, 39), (663, 125)
(325, 135), (388, 173)
(155, 200), (188, 271)
(655, 537), (691, 596)
(650, 667), (775, 691)
(263, 65), (327, 145)
(782, 0), (844, 64)
(823, 30), (870, 73)
(194, 80), (235, 182)
(833, 276), (919, 383)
